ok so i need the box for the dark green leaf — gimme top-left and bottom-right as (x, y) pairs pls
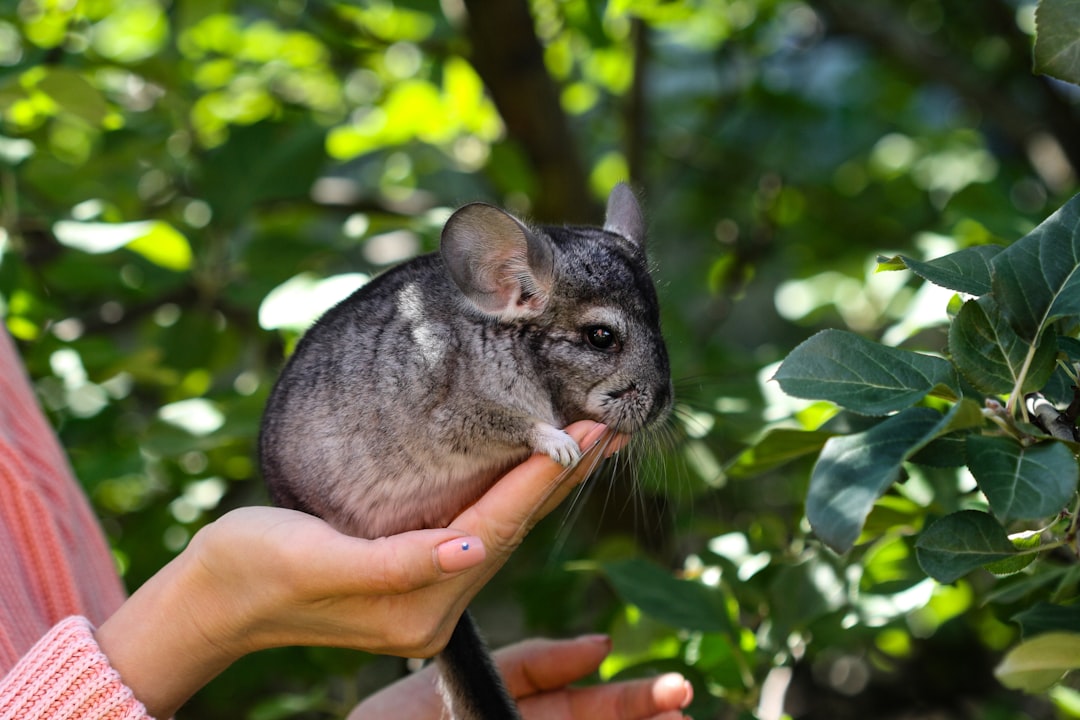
(907, 398), (984, 467)
(986, 566), (1072, 605)
(967, 435), (1079, 524)
(949, 296), (1058, 395)
(1034, 0), (1080, 86)
(768, 556), (845, 636)
(1060, 336), (1080, 362)
(601, 558), (730, 634)
(774, 329), (957, 416)
(909, 433), (969, 467)
(198, 120), (328, 227)
(880, 245), (1001, 295)
(990, 192), (1080, 342)
(807, 406), (954, 552)
(915, 510), (1017, 583)
(1014, 602), (1080, 639)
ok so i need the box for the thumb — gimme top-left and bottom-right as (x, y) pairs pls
(307, 527), (488, 597)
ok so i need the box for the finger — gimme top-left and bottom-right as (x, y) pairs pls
(532, 423), (631, 520)
(519, 673), (693, 720)
(494, 635), (612, 696)
(303, 527), (487, 597)
(452, 421), (606, 553)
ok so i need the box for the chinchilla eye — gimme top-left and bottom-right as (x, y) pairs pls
(584, 325), (620, 351)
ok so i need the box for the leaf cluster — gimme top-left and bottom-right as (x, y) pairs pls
(772, 193), (1080, 692)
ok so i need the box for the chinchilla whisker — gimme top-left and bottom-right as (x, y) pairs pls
(551, 430), (613, 523)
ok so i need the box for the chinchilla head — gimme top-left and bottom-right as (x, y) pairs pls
(441, 183), (672, 434)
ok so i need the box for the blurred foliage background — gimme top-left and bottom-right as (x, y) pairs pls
(2, 0), (1079, 718)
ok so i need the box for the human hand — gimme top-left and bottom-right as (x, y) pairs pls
(349, 634), (693, 720)
(95, 420), (619, 718)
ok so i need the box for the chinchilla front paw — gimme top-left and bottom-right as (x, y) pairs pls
(530, 423), (582, 468)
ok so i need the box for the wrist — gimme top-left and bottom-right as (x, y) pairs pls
(95, 532), (249, 718)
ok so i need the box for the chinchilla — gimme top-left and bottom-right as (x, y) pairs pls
(259, 182), (672, 720)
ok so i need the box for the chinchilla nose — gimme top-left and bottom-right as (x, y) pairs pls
(648, 376), (674, 425)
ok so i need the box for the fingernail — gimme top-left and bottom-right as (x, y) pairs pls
(583, 423), (609, 449)
(581, 633), (612, 650)
(436, 536), (485, 573)
(657, 673), (693, 709)
(680, 679), (694, 708)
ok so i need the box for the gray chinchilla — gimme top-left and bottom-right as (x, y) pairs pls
(259, 182), (672, 720)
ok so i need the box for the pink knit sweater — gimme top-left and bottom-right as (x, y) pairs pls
(0, 328), (150, 719)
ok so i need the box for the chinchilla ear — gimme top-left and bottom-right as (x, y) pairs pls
(440, 203), (554, 320)
(603, 182), (646, 249)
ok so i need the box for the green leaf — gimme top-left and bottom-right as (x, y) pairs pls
(768, 556), (846, 635)
(949, 296), (1059, 395)
(52, 219), (192, 271)
(601, 558), (730, 634)
(985, 531), (1042, 576)
(725, 428), (834, 479)
(1014, 602), (1080, 639)
(915, 510), (1017, 583)
(1034, 0), (1080, 86)
(879, 245), (1001, 295)
(907, 397), (984, 467)
(1060, 336), (1080, 362)
(127, 222), (193, 271)
(37, 68), (109, 126)
(991, 193), (1080, 342)
(995, 631), (1080, 692)
(967, 435), (1079, 523)
(199, 120), (328, 227)
(774, 329), (957, 416)
(807, 406), (954, 552)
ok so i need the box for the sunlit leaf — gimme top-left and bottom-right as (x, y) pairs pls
(258, 273), (370, 333)
(37, 68), (109, 126)
(725, 428), (834, 479)
(995, 631), (1080, 693)
(90, 0), (169, 64)
(0, 135), (35, 164)
(127, 223), (193, 271)
(774, 329), (957, 416)
(53, 219), (191, 270)
(915, 510), (1017, 583)
(985, 531), (1041, 576)
(878, 245), (1001, 295)
(159, 398), (225, 436)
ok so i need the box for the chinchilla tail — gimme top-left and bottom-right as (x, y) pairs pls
(435, 610), (522, 720)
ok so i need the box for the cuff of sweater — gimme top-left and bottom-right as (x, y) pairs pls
(0, 616), (150, 720)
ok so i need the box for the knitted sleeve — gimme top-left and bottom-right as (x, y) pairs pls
(0, 616), (150, 720)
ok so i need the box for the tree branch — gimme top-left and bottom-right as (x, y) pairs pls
(460, 0), (597, 223)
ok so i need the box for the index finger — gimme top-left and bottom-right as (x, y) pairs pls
(452, 421), (622, 555)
